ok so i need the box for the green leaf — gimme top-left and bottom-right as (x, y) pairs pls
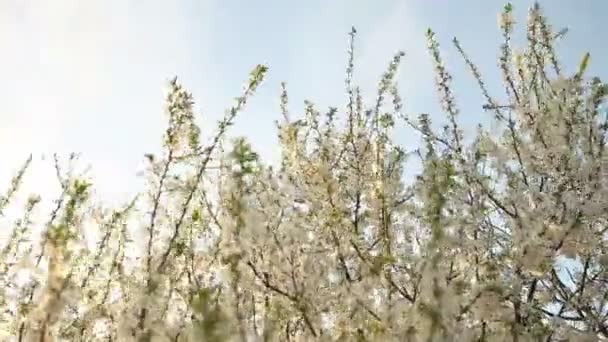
(576, 52), (591, 79)
(191, 208), (201, 222)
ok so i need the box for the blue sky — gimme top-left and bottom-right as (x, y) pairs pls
(0, 0), (606, 205)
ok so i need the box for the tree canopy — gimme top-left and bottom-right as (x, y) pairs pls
(1, 3), (607, 341)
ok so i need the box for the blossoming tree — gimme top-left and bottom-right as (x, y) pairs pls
(1, 3), (607, 341)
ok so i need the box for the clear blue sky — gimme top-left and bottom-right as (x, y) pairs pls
(0, 0), (606, 204)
